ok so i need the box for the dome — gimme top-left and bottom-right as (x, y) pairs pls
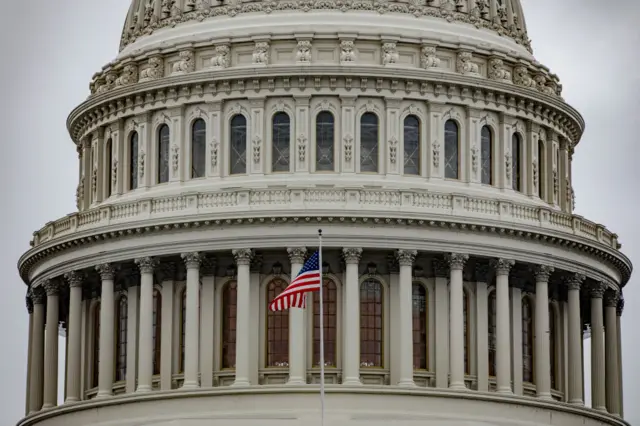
(19, 1), (632, 426)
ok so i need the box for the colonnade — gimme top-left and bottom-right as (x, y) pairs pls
(24, 248), (624, 418)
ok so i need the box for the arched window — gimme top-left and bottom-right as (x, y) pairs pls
(488, 291), (496, 377)
(271, 112), (291, 172)
(464, 288), (470, 375)
(360, 113), (379, 173)
(360, 278), (383, 367)
(92, 303), (101, 388)
(538, 140), (545, 199)
(481, 126), (493, 185)
(412, 283), (428, 370)
(115, 296), (128, 382)
(229, 115), (247, 175)
(316, 112), (335, 171)
(106, 139), (113, 197)
(266, 279), (289, 366)
(152, 289), (162, 376)
(444, 120), (459, 179)
(549, 304), (557, 390)
(313, 279), (338, 366)
(522, 297), (534, 383)
(158, 125), (170, 184)
(191, 119), (206, 178)
(512, 133), (522, 192)
(129, 132), (139, 190)
(179, 288), (186, 373)
(403, 115), (420, 175)
(222, 281), (238, 369)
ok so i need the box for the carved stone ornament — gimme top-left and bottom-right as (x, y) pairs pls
(43, 279), (59, 296)
(432, 142), (441, 169)
(565, 273), (586, 291)
(181, 252), (202, 269)
(381, 42), (399, 66)
(171, 145), (180, 172)
(210, 139), (219, 170)
(115, 63), (139, 87)
(488, 58), (511, 82)
(112, 159), (118, 189)
(342, 247), (363, 264)
(446, 253), (469, 271)
(553, 169), (559, 197)
(505, 153), (512, 181)
(139, 151), (146, 179)
(296, 40), (312, 63)
(420, 45), (440, 69)
(76, 177), (84, 209)
(135, 256), (159, 273)
(396, 249), (417, 267)
(252, 135), (262, 164)
(96, 263), (117, 280)
(532, 161), (539, 190)
(490, 258), (515, 275)
(287, 247), (307, 264)
(252, 41), (270, 65)
(210, 44), (230, 69)
(232, 248), (254, 266)
(139, 56), (164, 82)
(471, 146), (479, 174)
(590, 282), (607, 299)
(297, 134), (307, 162)
(604, 290), (619, 308)
(513, 65), (535, 88)
(456, 51), (479, 76)
(388, 137), (398, 164)
(172, 50), (195, 75)
(64, 271), (84, 288)
(340, 40), (356, 63)
(30, 288), (46, 305)
(343, 134), (353, 162)
(532, 265), (554, 282)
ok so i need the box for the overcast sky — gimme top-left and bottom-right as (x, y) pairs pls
(0, 0), (638, 424)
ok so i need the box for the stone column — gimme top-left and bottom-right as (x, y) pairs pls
(604, 290), (620, 416)
(447, 253), (469, 390)
(616, 298), (624, 418)
(342, 248), (363, 385)
(397, 249), (417, 387)
(433, 259), (449, 389)
(136, 257), (158, 392)
(42, 280), (59, 409)
(590, 282), (607, 412)
(64, 272), (84, 403)
(232, 249), (253, 387)
(534, 265), (554, 400)
(474, 264), (490, 392)
(490, 258), (514, 394)
(181, 253), (202, 389)
(29, 289), (45, 413)
(25, 296), (34, 415)
(96, 263), (117, 398)
(125, 275), (140, 394)
(287, 247), (307, 385)
(566, 273), (585, 405)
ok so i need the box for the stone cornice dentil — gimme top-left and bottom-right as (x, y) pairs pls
(18, 188), (632, 287)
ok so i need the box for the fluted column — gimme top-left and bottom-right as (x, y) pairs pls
(29, 289), (45, 413)
(490, 258), (514, 394)
(534, 265), (554, 400)
(42, 280), (59, 409)
(433, 259), (449, 389)
(342, 248), (363, 385)
(590, 282), (607, 412)
(475, 264), (490, 392)
(64, 272), (84, 403)
(136, 257), (158, 392)
(604, 290), (620, 416)
(287, 247), (307, 385)
(616, 298), (624, 418)
(25, 296), (34, 415)
(566, 273), (585, 405)
(447, 253), (469, 390)
(232, 249), (253, 387)
(96, 263), (117, 398)
(181, 252), (202, 389)
(397, 249), (417, 387)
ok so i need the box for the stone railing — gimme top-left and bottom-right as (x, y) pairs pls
(31, 188), (619, 251)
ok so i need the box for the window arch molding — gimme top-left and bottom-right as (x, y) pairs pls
(267, 106), (294, 173)
(186, 110), (209, 179)
(224, 106), (250, 177)
(259, 273), (292, 369)
(305, 272), (343, 371)
(214, 277), (239, 372)
(400, 110), (423, 176)
(311, 101), (340, 173)
(357, 273), (390, 370)
(442, 112), (464, 180)
(410, 277), (436, 373)
(355, 101), (385, 174)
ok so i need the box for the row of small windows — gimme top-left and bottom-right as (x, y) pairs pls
(102, 115), (555, 196)
(90, 280), (559, 389)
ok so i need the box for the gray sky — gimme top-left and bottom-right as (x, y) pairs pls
(0, 0), (638, 424)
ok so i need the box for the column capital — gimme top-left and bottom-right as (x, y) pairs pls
(96, 263), (117, 280)
(604, 290), (620, 308)
(490, 258), (515, 275)
(565, 273), (586, 290)
(533, 265), (554, 282)
(445, 253), (468, 271)
(432, 258), (449, 278)
(135, 257), (159, 274)
(64, 271), (84, 288)
(232, 248), (254, 266)
(181, 252), (203, 269)
(590, 282), (607, 299)
(43, 280), (59, 297)
(30, 287), (46, 305)
(342, 247), (363, 264)
(396, 249), (417, 267)
(26, 294), (34, 314)
(617, 296), (624, 316)
(287, 247), (307, 265)
(475, 262), (491, 282)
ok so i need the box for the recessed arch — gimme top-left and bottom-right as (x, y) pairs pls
(444, 120), (460, 179)
(522, 295), (535, 384)
(191, 118), (206, 178)
(265, 277), (289, 367)
(157, 124), (170, 184)
(403, 115), (421, 176)
(221, 280), (238, 369)
(229, 114), (248, 175)
(115, 295), (128, 382)
(360, 112), (379, 173)
(411, 281), (428, 370)
(315, 111), (335, 172)
(271, 112), (291, 173)
(360, 277), (384, 367)
(480, 125), (493, 185)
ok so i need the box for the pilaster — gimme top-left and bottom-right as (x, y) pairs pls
(200, 258), (216, 388)
(474, 264), (490, 392)
(232, 248), (254, 387)
(169, 107), (185, 182)
(42, 280), (59, 409)
(466, 108), (483, 184)
(125, 274), (140, 394)
(160, 263), (176, 390)
(342, 247), (362, 385)
(138, 112), (152, 189)
(294, 97), (311, 173)
(207, 101), (223, 178)
(249, 99), (265, 175)
(340, 96), (357, 174)
(433, 258), (449, 388)
(427, 103), (445, 180)
(385, 98), (401, 176)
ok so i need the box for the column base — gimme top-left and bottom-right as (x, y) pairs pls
(181, 381), (200, 390)
(231, 379), (251, 387)
(496, 387), (513, 395)
(41, 403), (55, 410)
(536, 393), (553, 401)
(286, 377), (306, 385)
(64, 397), (79, 403)
(569, 399), (584, 406)
(449, 382), (467, 391)
(594, 406), (608, 413)
(136, 385), (153, 393)
(398, 379), (417, 388)
(95, 391), (113, 399)
(342, 377), (362, 386)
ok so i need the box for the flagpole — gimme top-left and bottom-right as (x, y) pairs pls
(318, 229), (325, 426)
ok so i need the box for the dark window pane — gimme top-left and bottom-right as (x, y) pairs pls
(488, 291), (496, 377)
(412, 283), (427, 370)
(267, 279), (289, 366)
(106, 139), (113, 197)
(230, 115), (247, 175)
(180, 289), (186, 373)
(360, 278), (383, 367)
(152, 290), (162, 376)
(481, 126), (492, 185)
(222, 281), (238, 369)
(115, 296), (128, 382)
(93, 303), (101, 388)
(129, 132), (139, 190)
(522, 298), (534, 383)
(316, 112), (335, 171)
(313, 279), (337, 366)
(272, 112), (291, 172)
(538, 141), (545, 199)
(192, 119), (206, 178)
(404, 115), (420, 175)
(512, 134), (522, 192)
(549, 305), (557, 389)
(444, 120), (459, 179)
(158, 125), (170, 183)
(360, 113), (379, 173)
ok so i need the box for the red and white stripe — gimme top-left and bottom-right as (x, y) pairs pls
(268, 270), (321, 311)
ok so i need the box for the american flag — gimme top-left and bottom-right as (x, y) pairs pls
(268, 251), (321, 311)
